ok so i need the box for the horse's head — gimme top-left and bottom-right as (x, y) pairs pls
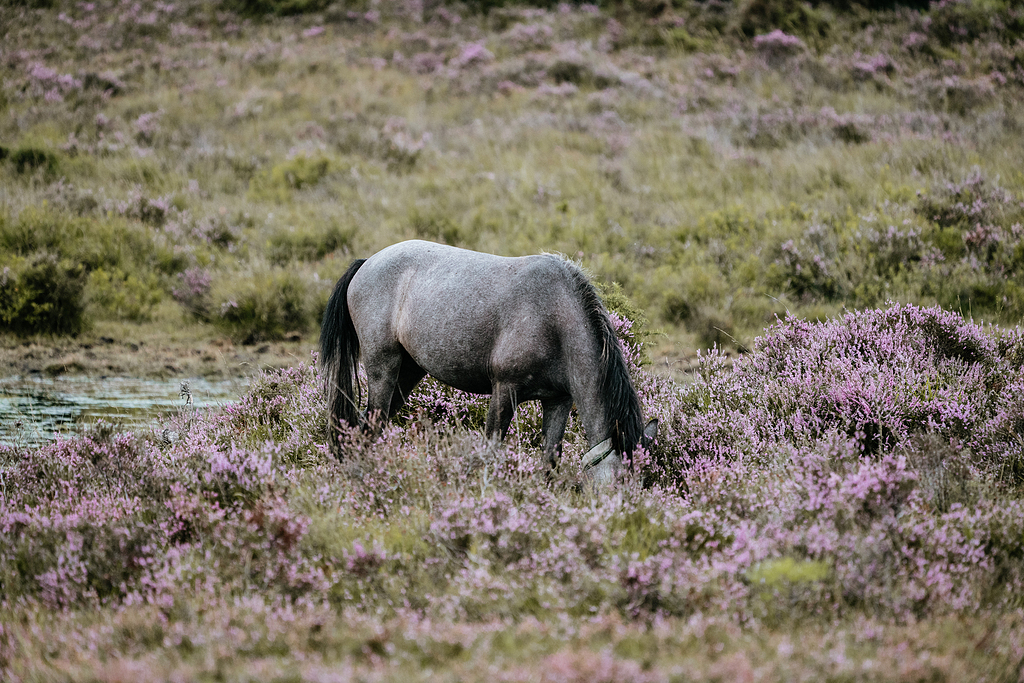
(581, 417), (659, 489)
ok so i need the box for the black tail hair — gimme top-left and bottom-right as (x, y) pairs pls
(319, 258), (366, 457)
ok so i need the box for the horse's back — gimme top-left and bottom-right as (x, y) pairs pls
(349, 240), (568, 321)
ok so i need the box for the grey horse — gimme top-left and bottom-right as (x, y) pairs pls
(319, 240), (657, 485)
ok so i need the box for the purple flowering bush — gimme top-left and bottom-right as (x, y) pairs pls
(171, 266), (213, 319)
(3, 304), (1024, 677)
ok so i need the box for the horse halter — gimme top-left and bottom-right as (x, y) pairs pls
(581, 437), (615, 472)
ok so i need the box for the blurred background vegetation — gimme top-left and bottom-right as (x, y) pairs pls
(2, 0), (1023, 352)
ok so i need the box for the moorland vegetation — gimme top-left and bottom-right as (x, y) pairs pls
(2, 0), (1024, 349)
(3, 304), (1024, 679)
(2, 0), (1024, 679)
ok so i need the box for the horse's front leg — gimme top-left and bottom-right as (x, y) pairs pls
(540, 397), (572, 473)
(484, 383), (518, 442)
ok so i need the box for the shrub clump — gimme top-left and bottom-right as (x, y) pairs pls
(0, 207), (176, 331)
(222, 0), (330, 16)
(86, 267), (163, 322)
(171, 266), (214, 320)
(928, 0), (1024, 46)
(649, 303), (1018, 485)
(212, 268), (314, 344)
(267, 223), (354, 265)
(248, 154), (333, 203)
(0, 253), (87, 336)
(9, 145), (59, 177)
(0, 206), (174, 276)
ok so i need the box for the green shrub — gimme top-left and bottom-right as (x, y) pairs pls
(212, 269), (313, 344)
(763, 236), (843, 302)
(688, 306), (738, 349)
(0, 207), (181, 276)
(409, 210), (464, 246)
(660, 265), (730, 323)
(746, 556), (830, 587)
(10, 146), (59, 177)
(600, 0), (927, 49)
(0, 0), (57, 7)
(0, 254), (87, 336)
(738, 0), (832, 39)
(0, 206), (82, 256)
(596, 280), (654, 365)
(928, 0), (1024, 45)
(548, 59), (599, 87)
(267, 223), (354, 265)
(86, 268), (163, 322)
(746, 556), (832, 625)
(222, 0), (330, 16)
(248, 155), (333, 203)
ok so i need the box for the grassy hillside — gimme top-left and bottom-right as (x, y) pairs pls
(3, 0), (1024, 353)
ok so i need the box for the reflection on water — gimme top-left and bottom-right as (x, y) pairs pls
(0, 375), (248, 447)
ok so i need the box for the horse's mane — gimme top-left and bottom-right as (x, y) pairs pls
(556, 257), (645, 455)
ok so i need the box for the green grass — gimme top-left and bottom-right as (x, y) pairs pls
(2, 0), (1023, 350)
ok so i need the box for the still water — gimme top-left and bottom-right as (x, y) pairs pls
(0, 375), (248, 447)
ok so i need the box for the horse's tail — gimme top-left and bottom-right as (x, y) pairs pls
(320, 257), (367, 456)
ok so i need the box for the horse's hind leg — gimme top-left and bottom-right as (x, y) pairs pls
(363, 349), (403, 433)
(541, 397), (572, 472)
(485, 383), (519, 442)
(388, 351), (426, 418)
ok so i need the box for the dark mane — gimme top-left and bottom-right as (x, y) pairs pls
(557, 258), (645, 455)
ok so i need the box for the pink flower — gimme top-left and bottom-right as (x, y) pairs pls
(452, 42), (493, 69)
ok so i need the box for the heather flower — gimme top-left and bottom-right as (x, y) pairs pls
(133, 109), (163, 145)
(25, 62), (83, 101)
(851, 53), (896, 80)
(452, 42), (494, 69)
(903, 32), (927, 50)
(502, 22), (554, 54)
(172, 266), (213, 319)
(752, 30), (805, 65)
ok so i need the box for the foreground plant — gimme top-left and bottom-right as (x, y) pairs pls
(1, 303), (1023, 680)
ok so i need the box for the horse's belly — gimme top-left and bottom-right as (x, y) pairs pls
(425, 370), (493, 395)
(402, 333), (496, 395)
(401, 328), (562, 398)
